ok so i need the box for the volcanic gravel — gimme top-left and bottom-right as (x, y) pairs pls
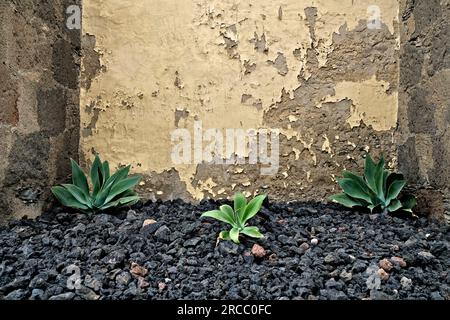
(0, 200), (449, 300)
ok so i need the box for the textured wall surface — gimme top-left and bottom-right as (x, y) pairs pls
(398, 0), (450, 221)
(81, 0), (401, 202)
(0, 0), (81, 224)
(0, 0), (447, 223)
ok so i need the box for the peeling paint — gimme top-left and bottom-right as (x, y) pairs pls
(322, 76), (398, 130)
(81, 0), (400, 202)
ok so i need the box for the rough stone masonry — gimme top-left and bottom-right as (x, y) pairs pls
(0, 0), (81, 224)
(398, 0), (450, 222)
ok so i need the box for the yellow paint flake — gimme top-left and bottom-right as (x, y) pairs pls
(321, 134), (332, 154)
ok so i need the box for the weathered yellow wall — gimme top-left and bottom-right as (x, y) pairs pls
(81, 0), (400, 202)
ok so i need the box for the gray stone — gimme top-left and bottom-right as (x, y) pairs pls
(76, 286), (100, 300)
(340, 270), (353, 282)
(84, 274), (102, 292)
(126, 209), (140, 221)
(430, 291), (444, 300)
(141, 222), (163, 237)
(370, 290), (393, 300)
(155, 225), (171, 242)
(70, 223), (86, 234)
(417, 251), (435, 263)
(115, 271), (132, 286)
(400, 276), (412, 290)
(167, 267), (178, 274)
(218, 241), (239, 255)
(5, 289), (28, 300)
(49, 292), (75, 300)
(324, 254), (337, 264)
(103, 249), (127, 267)
(366, 265), (382, 290)
(30, 288), (46, 300)
(184, 237), (202, 247)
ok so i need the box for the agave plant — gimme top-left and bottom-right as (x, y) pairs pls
(330, 154), (416, 214)
(201, 193), (266, 244)
(52, 155), (141, 214)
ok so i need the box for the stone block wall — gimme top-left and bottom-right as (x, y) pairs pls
(398, 0), (450, 221)
(0, 0), (81, 224)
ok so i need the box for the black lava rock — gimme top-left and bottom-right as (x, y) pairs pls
(0, 200), (448, 300)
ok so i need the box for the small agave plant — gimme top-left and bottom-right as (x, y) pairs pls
(201, 193), (266, 244)
(330, 154), (416, 214)
(52, 155), (141, 214)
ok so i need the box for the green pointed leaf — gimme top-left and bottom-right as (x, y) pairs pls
(105, 176), (141, 203)
(201, 210), (235, 226)
(387, 199), (402, 212)
(61, 184), (92, 208)
(90, 155), (103, 197)
(330, 193), (367, 208)
(51, 186), (90, 211)
(102, 160), (110, 184)
(343, 171), (367, 189)
(234, 192), (247, 216)
(100, 195), (140, 210)
(219, 230), (231, 240)
(382, 170), (390, 195)
(386, 173), (404, 189)
(241, 226), (263, 238)
(386, 180), (406, 203)
(104, 165), (131, 190)
(93, 181), (114, 208)
(70, 159), (89, 195)
(220, 204), (237, 225)
(343, 171), (379, 205)
(337, 178), (372, 203)
(364, 154), (377, 193)
(116, 189), (137, 198)
(374, 156), (386, 200)
(229, 227), (240, 244)
(242, 195), (266, 225)
(118, 195), (140, 205)
(112, 165), (130, 181)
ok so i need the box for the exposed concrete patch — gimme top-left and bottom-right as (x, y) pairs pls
(174, 71), (184, 89)
(241, 94), (263, 110)
(323, 76), (398, 131)
(251, 32), (268, 54)
(82, 102), (101, 137)
(269, 53), (288, 76)
(138, 169), (193, 202)
(81, 34), (104, 90)
(174, 108), (189, 127)
(243, 60), (256, 74)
